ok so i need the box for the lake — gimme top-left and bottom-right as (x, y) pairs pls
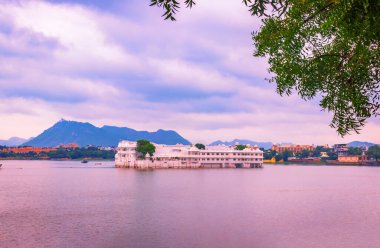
(1, 160), (380, 248)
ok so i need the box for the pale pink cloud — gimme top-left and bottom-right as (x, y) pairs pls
(0, 0), (378, 145)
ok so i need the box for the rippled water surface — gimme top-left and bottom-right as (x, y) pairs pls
(1, 161), (380, 248)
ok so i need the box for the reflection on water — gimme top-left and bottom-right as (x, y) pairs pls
(1, 161), (380, 248)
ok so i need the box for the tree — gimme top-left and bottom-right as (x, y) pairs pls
(302, 149), (310, 158)
(312, 146), (332, 157)
(348, 147), (363, 155)
(263, 149), (277, 159)
(194, 143), (205, 150)
(282, 149), (293, 162)
(297, 149), (310, 158)
(235, 144), (247, 150)
(327, 150), (338, 160)
(150, 0), (380, 136)
(136, 139), (156, 159)
(367, 145), (380, 161)
(275, 154), (283, 162)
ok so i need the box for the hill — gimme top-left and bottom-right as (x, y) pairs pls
(23, 119), (191, 147)
(347, 141), (378, 147)
(209, 139), (273, 149)
(0, 137), (31, 146)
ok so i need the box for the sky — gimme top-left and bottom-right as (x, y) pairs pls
(0, 0), (379, 145)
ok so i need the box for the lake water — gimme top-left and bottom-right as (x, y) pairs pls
(1, 161), (380, 248)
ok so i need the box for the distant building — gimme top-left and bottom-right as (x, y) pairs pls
(271, 144), (315, 153)
(59, 143), (79, 149)
(320, 152), (329, 158)
(98, 147), (116, 151)
(333, 144), (348, 156)
(359, 146), (368, 154)
(288, 157), (321, 162)
(338, 155), (367, 163)
(1, 147), (56, 154)
(116, 141), (263, 169)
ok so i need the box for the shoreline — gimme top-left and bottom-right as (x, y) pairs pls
(0, 158), (114, 161)
(264, 162), (380, 166)
(1, 159), (379, 167)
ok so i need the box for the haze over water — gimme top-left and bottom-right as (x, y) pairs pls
(1, 161), (380, 248)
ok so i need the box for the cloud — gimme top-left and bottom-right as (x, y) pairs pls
(0, 0), (378, 145)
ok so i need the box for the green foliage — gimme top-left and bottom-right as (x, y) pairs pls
(254, 0), (380, 136)
(235, 144), (247, 150)
(282, 149), (293, 161)
(348, 147), (363, 155)
(136, 139), (156, 159)
(47, 148), (116, 160)
(194, 143), (206, 150)
(149, 0), (286, 20)
(150, 0), (196, 21)
(327, 150), (338, 160)
(262, 148), (293, 161)
(275, 154), (283, 161)
(312, 146), (329, 157)
(296, 149), (310, 158)
(263, 149), (277, 159)
(150, 0), (380, 136)
(367, 145), (380, 161)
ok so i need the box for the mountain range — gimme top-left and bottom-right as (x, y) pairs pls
(347, 141), (378, 147)
(209, 139), (273, 149)
(209, 140), (379, 149)
(23, 119), (191, 147)
(0, 137), (31, 146)
(3, 120), (378, 148)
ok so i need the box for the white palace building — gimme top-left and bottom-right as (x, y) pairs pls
(115, 141), (264, 169)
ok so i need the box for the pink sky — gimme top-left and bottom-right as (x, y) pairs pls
(0, 0), (379, 145)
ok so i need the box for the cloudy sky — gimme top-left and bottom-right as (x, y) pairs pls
(0, 0), (379, 145)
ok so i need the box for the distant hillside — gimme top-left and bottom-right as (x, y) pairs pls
(209, 139), (273, 149)
(347, 141), (378, 147)
(23, 119), (191, 147)
(0, 137), (31, 146)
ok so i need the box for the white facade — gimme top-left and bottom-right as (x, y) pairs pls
(115, 141), (263, 169)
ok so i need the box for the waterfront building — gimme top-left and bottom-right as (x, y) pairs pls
(337, 155), (367, 164)
(59, 143), (79, 149)
(320, 152), (329, 158)
(333, 144), (349, 156)
(271, 144), (315, 153)
(98, 146), (116, 151)
(359, 145), (368, 154)
(287, 157), (321, 162)
(115, 141), (263, 169)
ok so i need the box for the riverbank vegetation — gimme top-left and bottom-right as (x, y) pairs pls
(262, 144), (380, 164)
(0, 146), (116, 160)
